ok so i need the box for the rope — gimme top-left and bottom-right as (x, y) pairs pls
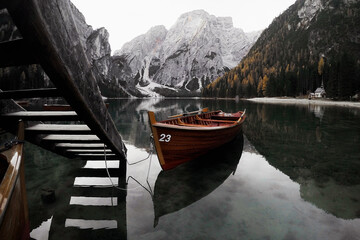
(103, 135), (155, 194)
(102, 109), (154, 194)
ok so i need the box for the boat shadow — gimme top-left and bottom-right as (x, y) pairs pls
(152, 133), (244, 227)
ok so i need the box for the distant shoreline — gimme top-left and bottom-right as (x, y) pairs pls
(246, 97), (360, 108)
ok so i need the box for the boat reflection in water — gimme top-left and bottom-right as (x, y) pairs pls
(152, 134), (244, 227)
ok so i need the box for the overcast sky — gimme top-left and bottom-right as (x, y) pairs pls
(71, 0), (296, 52)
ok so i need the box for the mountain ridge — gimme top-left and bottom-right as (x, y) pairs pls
(114, 9), (261, 97)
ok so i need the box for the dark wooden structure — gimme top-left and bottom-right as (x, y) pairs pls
(0, 0), (127, 165)
(0, 0), (128, 238)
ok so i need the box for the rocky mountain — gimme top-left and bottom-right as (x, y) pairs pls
(0, 3), (130, 97)
(70, 3), (130, 97)
(203, 0), (360, 99)
(114, 10), (261, 97)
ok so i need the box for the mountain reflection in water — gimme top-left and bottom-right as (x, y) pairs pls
(153, 134), (244, 227)
(243, 103), (360, 219)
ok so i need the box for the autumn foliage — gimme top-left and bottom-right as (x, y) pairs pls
(202, 0), (360, 100)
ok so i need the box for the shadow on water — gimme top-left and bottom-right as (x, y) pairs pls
(152, 134), (244, 227)
(243, 102), (360, 219)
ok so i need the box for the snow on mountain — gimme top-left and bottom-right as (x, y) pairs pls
(114, 10), (260, 95)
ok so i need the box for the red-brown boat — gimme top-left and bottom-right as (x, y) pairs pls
(148, 108), (246, 170)
(0, 121), (30, 240)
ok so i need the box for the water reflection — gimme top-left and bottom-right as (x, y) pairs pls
(23, 98), (360, 239)
(243, 102), (360, 219)
(153, 134), (244, 227)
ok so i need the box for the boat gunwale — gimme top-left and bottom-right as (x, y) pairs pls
(155, 110), (245, 131)
(0, 121), (25, 226)
(152, 121), (242, 131)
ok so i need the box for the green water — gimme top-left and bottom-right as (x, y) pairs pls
(24, 98), (360, 240)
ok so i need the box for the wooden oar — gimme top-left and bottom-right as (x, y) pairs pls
(168, 108), (208, 118)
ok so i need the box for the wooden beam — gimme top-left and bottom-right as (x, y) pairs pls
(26, 124), (91, 135)
(0, 39), (38, 67)
(0, 88), (61, 99)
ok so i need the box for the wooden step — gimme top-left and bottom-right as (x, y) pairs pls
(0, 88), (60, 99)
(55, 143), (106, 149)
(42, 134), (101, 143)
(74, 153), (117, 159)
(1, 111), (79, 121)
(26, 124), (91, 135)
(66, 149), (112, 153)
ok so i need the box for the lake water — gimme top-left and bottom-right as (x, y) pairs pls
(24, 98), (360, 240)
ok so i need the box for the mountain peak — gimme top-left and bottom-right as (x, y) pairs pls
(113, 10), (261, 96)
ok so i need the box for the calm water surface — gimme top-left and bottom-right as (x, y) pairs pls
(24, 99), (360, 240)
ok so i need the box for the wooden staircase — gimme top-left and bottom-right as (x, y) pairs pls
(0, 0), (127, 166)
(0, 0), (129, 238)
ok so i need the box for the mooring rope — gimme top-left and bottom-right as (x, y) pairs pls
(103, 135), (154, 194)
(102, 109), (154, 194)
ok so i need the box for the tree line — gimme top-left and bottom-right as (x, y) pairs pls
(202, 0), (360, 100)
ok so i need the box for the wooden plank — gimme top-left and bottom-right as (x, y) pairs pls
(0, 39), (38, 67)
(26, 124), (91, 134)
(4, 0), (127, 163)
(42, 134), (100, 143)
(1, 111), (79, 121)
(55, 143), (105, 149)
(66, 149), (112, 153)
(75, 153), (116, 157)
(0, 88), (60, 99)
(75, 154), (119, 160)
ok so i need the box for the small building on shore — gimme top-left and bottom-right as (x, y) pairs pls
(309, 81), (326, 99)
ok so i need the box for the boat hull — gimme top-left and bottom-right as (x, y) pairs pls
(150, 118), (244, 170)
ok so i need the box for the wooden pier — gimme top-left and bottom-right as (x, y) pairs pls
(0, 0), (127, 166)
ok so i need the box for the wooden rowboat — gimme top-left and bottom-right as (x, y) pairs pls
(0, 121), (30, 240)
(148, 108), (246, 170)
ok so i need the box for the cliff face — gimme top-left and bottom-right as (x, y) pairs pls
(69, 3), (129, 97)
(114, 10), (260, 96)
